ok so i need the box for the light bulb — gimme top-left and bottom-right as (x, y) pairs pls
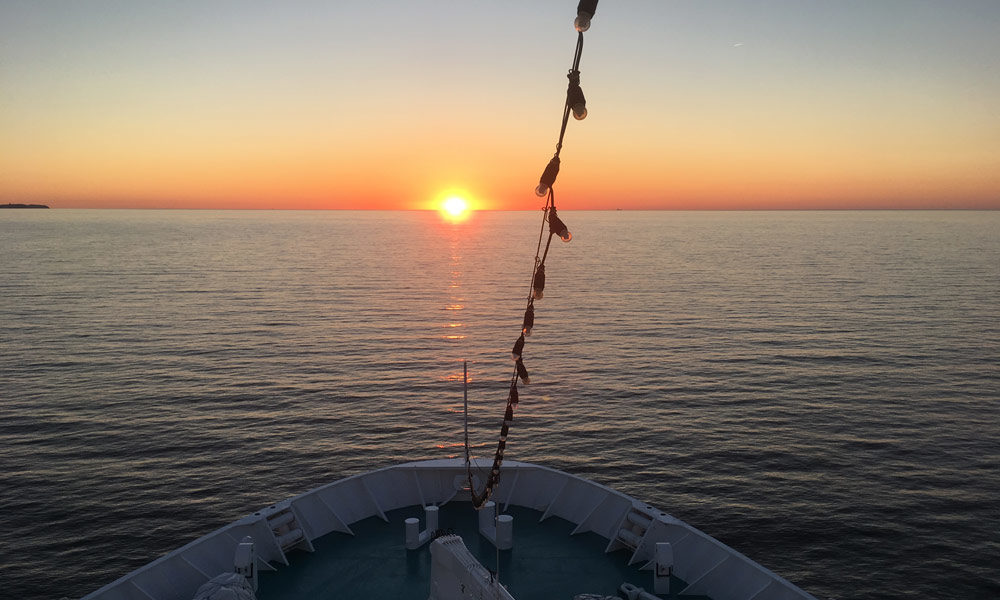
(575, 1), (598, 31)
(511, 335), (525, 361)
(516, 359), (530, 385)
(532, 265), (545, 299)
(536, 155), (561, 198)
(566, 73), (587, 121)
(548, 208), (572, 243)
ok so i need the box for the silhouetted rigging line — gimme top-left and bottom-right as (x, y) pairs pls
(467, 1), (598, 509)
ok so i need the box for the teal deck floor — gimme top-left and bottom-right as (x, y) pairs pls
(256, 502), (704, 600)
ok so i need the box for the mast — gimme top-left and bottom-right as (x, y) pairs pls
(463, 360), (470, 470)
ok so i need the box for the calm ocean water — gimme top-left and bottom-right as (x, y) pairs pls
(1, 209), (998, 600)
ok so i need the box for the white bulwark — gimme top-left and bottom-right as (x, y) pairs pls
(82, 458), (817, 600)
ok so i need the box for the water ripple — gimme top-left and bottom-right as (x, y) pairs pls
(1, 210), (998, 600)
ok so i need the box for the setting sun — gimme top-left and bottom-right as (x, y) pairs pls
(441, 196), (470, 221)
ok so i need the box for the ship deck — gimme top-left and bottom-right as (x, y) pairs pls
(256, 502), (703, 600)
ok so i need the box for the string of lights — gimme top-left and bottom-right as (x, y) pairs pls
(467, 0), (599, 509)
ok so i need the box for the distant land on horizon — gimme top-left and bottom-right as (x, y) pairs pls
(1, 203), (49, 209)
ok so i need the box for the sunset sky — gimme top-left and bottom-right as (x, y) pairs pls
(2, 1), (999, 210)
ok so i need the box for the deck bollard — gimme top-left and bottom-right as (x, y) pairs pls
(654, 542), (673, 594)
(477, 501), (513, 550)
(426, 505), (439, 533)
(405, 518), (421, 549)
(478, 501), (496, 533)
(406, 505), (441, 550)
(496, 514), (513, 550)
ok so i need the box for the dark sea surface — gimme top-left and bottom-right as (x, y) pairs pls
(1, 209), (998, 600)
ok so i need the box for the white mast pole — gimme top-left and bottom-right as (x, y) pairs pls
(463, 360), (470, 470)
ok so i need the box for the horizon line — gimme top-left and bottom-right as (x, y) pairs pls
(13, 207), (999, 212)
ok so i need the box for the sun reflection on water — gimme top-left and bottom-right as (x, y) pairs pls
(440, 229), (468, 383)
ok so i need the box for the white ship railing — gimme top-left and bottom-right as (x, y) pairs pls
(82, 458), (816, 600)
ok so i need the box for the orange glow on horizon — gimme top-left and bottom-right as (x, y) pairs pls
(3, 4), (1000, 211)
